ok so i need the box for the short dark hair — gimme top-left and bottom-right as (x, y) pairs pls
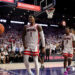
(29, 14), (35, 18)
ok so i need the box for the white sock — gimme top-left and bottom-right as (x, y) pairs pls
(64, 68), (66, 72)
(24, 55), (33, 75)
(41, 63), (44, 66)
(67, 66), (71, 68)
(33, 56), (39, 75)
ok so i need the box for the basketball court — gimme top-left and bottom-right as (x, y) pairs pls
(0, 0), (75, 75)
(0, 62), (75, 75)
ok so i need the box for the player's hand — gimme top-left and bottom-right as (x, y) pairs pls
(41, 47), (45, 54)
(73, 50), (75, 55)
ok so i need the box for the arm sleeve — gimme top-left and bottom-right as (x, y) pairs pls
(72, 34), (75, 41)
(72, 34), (75, 49)
(39, 31), (45, 47)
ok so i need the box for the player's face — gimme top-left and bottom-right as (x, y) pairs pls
(28, 16), (35, 23)
(65, 28), (70, 34)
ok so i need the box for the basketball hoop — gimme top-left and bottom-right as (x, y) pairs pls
(46, 8), (55, 19)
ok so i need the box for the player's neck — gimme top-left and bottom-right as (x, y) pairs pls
(30, 22), (35, 26)
(66, 33), (69, 35)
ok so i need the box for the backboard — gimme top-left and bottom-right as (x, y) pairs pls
(34, 0), (56, 17)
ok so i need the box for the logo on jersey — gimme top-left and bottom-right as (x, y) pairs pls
(27, 28), (36, 32)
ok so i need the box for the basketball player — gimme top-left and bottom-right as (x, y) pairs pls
(70, 28), (75, 54)
(62, 27), (75, 74)
(22, 15), (45, 75)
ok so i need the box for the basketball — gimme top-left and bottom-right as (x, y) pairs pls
(0, 23), (5, 34)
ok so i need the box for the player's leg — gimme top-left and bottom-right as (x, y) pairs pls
(39, 53), (45, 69)
(67, 52), (73, 71)
(38, 55), (41, 62)
(24, 55), (33, 75)
(68, 51), (73, 67)
(63, 52), (68, 72)
(33, 56), (39, 75)
(63, 56), (68, 75)
(67, 58), (72, 71)
(41, 56), (45, 68)
(68, 58), (72, 67)
(64, 56), (68, 70)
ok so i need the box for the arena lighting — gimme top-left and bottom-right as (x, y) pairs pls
(50, 24), (59, 27)
(61, 20), (66, 26)
(10, 21), (24, 24)
(67, 18), (70, 21)
(0, 19), (7, 23)
(8, 14), (10, 16)
(38, 24), (48, 27)
(27, 22), (48, 27)
(10, 11), (13, 13)
(20, 15), (23, 18)
(24, 13), (25, 15)
(73, 17), (75, 18)
(62, 15), (65, 18)
(9, 26), (11, 29)
(13, 8), (15, 10)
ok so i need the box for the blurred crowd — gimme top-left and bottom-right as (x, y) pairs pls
(0, 29), (24, 64)
(0, 25), (64, 63)
(44, 27), (64, 61)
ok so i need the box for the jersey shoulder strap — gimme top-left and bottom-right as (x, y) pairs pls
(35, 24), (40, 31)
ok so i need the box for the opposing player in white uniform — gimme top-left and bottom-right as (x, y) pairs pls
(62, 27), (75, 74)
(22, 15), (45, 75)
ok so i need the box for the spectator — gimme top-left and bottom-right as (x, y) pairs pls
(3, 50), (9, 63)
(51, 43), (56, 54)
(9, 51), (15, 63)
(46, 44), (50, 61)
(1, 51), (6, 64)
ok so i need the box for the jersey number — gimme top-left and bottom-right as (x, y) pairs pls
(66, 39), (68, 44)
(30, 32), (32, 37)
